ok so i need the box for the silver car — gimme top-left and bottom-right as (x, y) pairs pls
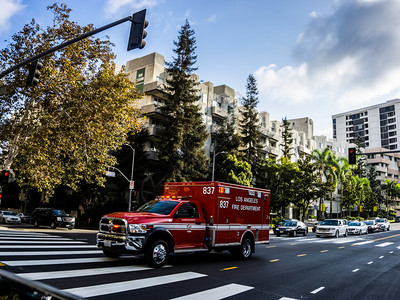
(315, 219), (348, 238)
(0, 211), (21, 224)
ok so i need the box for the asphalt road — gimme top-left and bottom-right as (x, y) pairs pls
(0, 223), (399, 299)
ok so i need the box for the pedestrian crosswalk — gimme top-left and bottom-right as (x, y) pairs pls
(270, 235), (398, 248)
(0, 230), (255, 299)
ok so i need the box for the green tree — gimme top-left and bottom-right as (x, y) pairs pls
(212, 111), (241, 181)
(293, 156), (326, 221)
(354, 176), (370, 217)
(0, 3), (140, 196)
(261, 157), (297, 216)
(239, 74), (263, 181)
(366, 166), (382, 217)
(280, 117), (294, 159)
(341, 174), (358, 216)
(158, 20), (209, 182)
(218, 154), (252, 186)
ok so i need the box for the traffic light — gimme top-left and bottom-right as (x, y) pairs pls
(348, 147), (356, 164)
(0, 170), (10, 185)
(26, 60), (43, 86)
(127, 9), (149, 50)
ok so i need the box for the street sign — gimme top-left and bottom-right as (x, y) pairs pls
(129, 180), (135, 190)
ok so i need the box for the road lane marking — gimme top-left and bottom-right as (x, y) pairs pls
(221, 267), (237, 271)
(17, 265), (153, 280)
(320, 250), (328, 253)
(352, 269), (359, 272)
(297, 254), (307, 257)
(0, 250), (101, 256)
(0, 237), (72, 240)
(266, 246), (276, 248)
(390, 251), (394, 254)
(373, 233), (400, 242)
(368, 261), (373, 264)
(311, 287), (325, 294)
(1, 256), (173, 268)
(352, 241), (374, 246)
(269, 259), (279, 262)
(63, 272), (207, 298)
(0, 240), (87, 244)
(0, 245), (94, 249)
(170, 283), (253, 300)
(375, 242), (394, 247)
(379, 256), (384, 259)
(338, 246), (345, 249)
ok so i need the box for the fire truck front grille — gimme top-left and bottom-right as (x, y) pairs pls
(99, 218), (127, 234)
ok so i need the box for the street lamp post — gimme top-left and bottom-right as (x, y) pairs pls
(124, 144), (135, 212)
(211, 149), (227, 182)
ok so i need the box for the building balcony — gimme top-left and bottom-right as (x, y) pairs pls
(211, 106), (227, 118)
(210, 124), (222, 134)
(267, 130), (280, 142)
(147, 125), (162, 137)
(141, 103), (163, 116)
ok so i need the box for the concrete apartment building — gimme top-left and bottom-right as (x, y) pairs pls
(124, 52), (353, 218)
(124, 52), (327, 162)
(333, 99), (400, 216)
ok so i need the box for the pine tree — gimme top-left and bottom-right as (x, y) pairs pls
(281, 117), (294, 159)
(158, 20), (209, 182)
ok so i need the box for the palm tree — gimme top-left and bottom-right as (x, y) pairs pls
(329, 153), (351, 218)
(382, 179), (397, 218)
(312, 147), (333, 218)
(354, 176), (370, 217)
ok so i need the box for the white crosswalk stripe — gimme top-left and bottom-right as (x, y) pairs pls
(0, 230), (255, 299)
(63, 272), (208, 298)
(375, 242), (394, 247)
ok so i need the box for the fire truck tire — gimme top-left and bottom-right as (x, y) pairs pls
(231, 238), (253, 260)
(102, 249), (121, 258)
(145, 239), (169, 268)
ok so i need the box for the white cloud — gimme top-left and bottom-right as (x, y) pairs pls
(206, 14), (217, 23)
(0, 0), (25, 34)
(104, 0), (159, 17)
(255, 0), (400, 137)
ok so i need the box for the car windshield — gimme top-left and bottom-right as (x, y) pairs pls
(348, 222), (361, 226)
(376, 219), (384, 223)
(2, 211), (14, 215)
(320, 220), (338, 226)
(136, 200), (179, 215)
(283, 221), (297, 227)
(52, 210), (66, 216)
(364, 221), (373, 225)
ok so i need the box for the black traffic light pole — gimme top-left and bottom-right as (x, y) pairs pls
(0, 10), (146, 80)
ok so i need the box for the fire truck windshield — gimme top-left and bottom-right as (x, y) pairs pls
(136, 200), (179, 215)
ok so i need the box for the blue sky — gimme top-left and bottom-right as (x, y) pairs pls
(2, 0), (400, 138)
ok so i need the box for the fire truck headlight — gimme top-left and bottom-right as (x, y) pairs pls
(128, 224), (147, 234)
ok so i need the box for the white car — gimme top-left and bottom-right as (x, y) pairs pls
(0, 211), (21, 224)
(316, 219), (348, 238)
(347, 221), (368, 235)
(375, 218), (390, 231)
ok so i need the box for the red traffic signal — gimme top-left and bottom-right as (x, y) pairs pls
(127, 9), (149, 50)
(348, 147), (356, 164)
(0, 170), (10, 184)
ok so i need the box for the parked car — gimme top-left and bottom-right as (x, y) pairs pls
(16, 213), (31, 223)
(315, 219), (348, 238)
(31, 208), (75, 229)
(375, 218), (390, 231)
(347, 221), (368, 235)
(276, 220), (308, 237)
(0, 211), (21, 224)
(395, 216), (400, 223)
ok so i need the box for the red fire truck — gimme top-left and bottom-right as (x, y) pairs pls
(96, 181), (271, 267)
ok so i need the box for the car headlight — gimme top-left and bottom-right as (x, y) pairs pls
(71, 217), (75, 222)
(57, 217), (62, 221)
(128, 224), (147, 234)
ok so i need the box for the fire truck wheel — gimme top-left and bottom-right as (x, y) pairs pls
(146, 239), (169, 268)
(231, 238), (253, 260)
(102, 249), (121, 258)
